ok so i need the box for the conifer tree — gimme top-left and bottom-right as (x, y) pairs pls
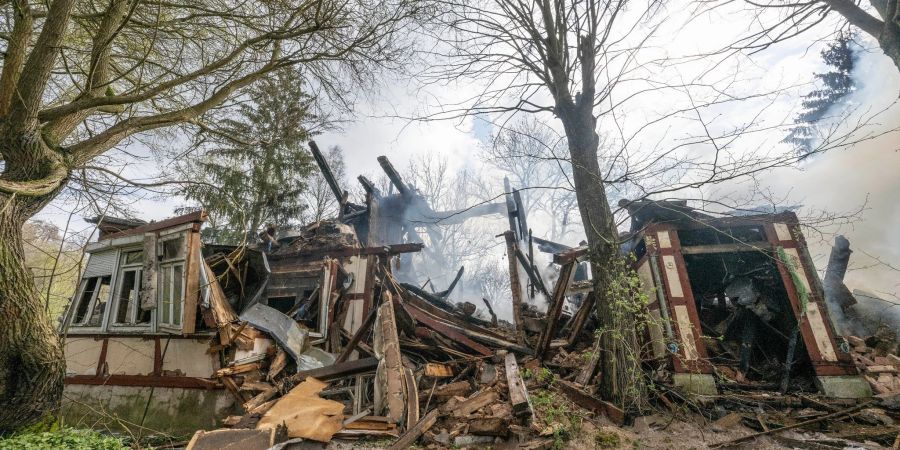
(784, 33), (856, 157)
(181, 68), (323, 243)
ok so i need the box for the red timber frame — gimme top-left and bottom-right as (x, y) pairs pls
(636, 211), (855, 377)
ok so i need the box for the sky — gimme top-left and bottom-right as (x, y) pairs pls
(35, 4), (900, 319)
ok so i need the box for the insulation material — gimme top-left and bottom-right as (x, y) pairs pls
(256, 377), (344, 442)
(373, 293), (405, 423)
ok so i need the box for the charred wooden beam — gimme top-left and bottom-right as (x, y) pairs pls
(554, 246), (588, 265)
(481, 298), (498, 327)
(358, 175), (381, 198)
(533, 236), (571, 254)
(536, 260), (577, 359)
(515, 247), (550, 298)
(502, 230), (526, 345)
(435, 266), (464, 299)
(377, 155), (411, 197)
(309, 140), (344, 203)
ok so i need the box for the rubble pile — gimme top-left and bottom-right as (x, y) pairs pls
(848, 332), (900, 395)
(187, 233), (620, 449)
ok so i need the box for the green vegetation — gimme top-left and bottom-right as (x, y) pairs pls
(531, 389), (583, 450)
(0, 428), (127, 450)
(594, 430), (621, 448)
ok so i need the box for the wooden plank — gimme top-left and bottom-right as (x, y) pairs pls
(554, 380), (624, 425)
(403, 367), (419, 431)
(424, 363), (453, 378)
(566, 292), (596, 346)
(576, 334), (602, 385)
(388, 408), (441, 450)
(504, 353), (533, 420)
(679, 242), (771, 255)
(182, 229), (201, 335)
(401, 302), (493, 356)
(536, 260), (576, 358)
(449, 390), (500, 418)
(503, 231), (526, 345)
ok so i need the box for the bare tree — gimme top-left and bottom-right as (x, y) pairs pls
(426, 0), (666, 409)
(483, 117), (584, 242)
(0, 0), (422, 430)
(714, 0), (900, 72)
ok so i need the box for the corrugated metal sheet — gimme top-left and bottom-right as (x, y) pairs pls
(83, 250), (117, 278)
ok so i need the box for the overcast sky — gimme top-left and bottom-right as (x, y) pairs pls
(37, 5), (900, 308)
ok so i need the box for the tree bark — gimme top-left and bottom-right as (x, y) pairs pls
(0, 192), (66, 432)
(557, 102), (647, 411)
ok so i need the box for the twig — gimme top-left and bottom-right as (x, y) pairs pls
(710, 400), (875, 448)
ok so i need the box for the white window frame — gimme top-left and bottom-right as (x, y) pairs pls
(157, 232), (188, 333)
(109, 247), (152, 330)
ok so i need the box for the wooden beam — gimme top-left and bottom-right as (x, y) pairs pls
(388, 408), (441, 450)
(504, 353), (533, 421)
(554, 380), (624, 425)
(678, 242), (771, 255)
(309, 140), (344, 203)
(536, 260), (577, 359)
(503, 231), (526, 345)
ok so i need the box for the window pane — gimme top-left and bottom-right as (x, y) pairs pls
(73, 278), (98, 324)
(161, 268), (171, 324)
(173, 265), (183, 326)
(86, 276), (111, 327)
(124, 250), (143, 265)
(115, 271), (136, 324)
(162, 237), (184, 260)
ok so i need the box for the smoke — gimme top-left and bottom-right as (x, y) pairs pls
(760, 47), (900, 333)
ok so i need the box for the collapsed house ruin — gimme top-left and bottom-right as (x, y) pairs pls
(57, 142), (893, 447)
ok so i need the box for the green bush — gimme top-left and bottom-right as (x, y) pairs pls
(0, 428), (127, 450)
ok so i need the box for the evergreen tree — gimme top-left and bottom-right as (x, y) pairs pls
(784, 33), (856, 157)
(180, 68), (323, 243)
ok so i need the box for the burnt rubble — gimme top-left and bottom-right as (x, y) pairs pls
(66, 143), (899, 449)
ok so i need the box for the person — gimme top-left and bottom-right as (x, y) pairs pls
(260, 223), (278, 252)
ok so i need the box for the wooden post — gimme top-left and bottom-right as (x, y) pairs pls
(504, 353), (533, 421)
(503, 231), (526, 345)
(535, 260), (576, 358)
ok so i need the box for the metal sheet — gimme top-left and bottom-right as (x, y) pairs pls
(240, 303), (309, 366)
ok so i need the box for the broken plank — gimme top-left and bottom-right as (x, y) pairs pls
(468, 417), (510, 437)
(504, 353), (533, 420)
(401, 302), (493, 356)
(374, 292), (405, 424)
(554, 380), (625, 426)
(448, 390), (500, 418)
(388, 408), (441, 450)
(403, 366), (420, 431)
(503, 230), (526, 345)
(425, 363), (453, 378)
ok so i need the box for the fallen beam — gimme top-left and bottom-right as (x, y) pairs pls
(388, 408), (441, 450)
(502, 231), (526, 345)
(554, 380), (625, 426)
(336, 305), (378, 363)
(504, 353), (533, 421)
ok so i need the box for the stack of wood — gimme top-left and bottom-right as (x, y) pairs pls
(847, 335), (900, 395)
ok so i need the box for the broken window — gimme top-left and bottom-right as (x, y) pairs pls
(71, 276), (111, 327)
(113, 249), (149, 326)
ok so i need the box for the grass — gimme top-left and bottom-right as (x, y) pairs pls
(0, 428), (128, 450)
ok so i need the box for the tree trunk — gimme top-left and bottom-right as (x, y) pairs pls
(0, 192), (66, 432)
(558, 104), (647, 412)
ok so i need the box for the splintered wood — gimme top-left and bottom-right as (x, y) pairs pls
(374, 291), (406, 423)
